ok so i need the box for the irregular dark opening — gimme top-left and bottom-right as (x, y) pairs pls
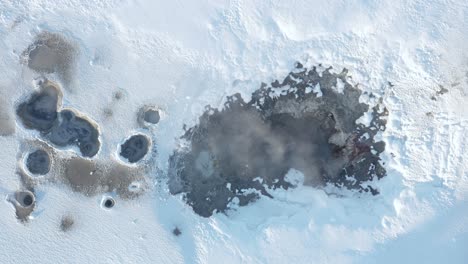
(169, 64), (388, 217)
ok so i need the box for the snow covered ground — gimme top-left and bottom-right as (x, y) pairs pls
(1, 0), (467, 263)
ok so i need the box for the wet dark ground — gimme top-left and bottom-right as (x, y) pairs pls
(169, 64), (388, 217)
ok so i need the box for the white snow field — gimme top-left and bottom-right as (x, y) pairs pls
(1, 0), (468, 263)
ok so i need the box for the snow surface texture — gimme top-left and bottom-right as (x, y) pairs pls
(1, 0), (468, 263)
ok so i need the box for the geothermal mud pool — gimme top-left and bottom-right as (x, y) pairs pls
(7, 31), (388, 222)
(9, 32), (153, 222)
(169, 64), (387, 217)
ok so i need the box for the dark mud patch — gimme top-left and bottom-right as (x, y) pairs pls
(60, 156), (147, 198)
(22, 31), (77, 83)
(169, 64), (388, 217)
(63, 157), (102, 195)
(120, 134), (150, 163)
(26, 149), (50, 175)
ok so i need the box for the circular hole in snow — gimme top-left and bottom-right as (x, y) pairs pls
(102, 197), (115, 209)
(23, 194), (33, 206)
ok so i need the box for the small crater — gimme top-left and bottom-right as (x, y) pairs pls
(22, 193), (34, 207)
(26, 149), (50, 175)
(102, 197), (115, 209)
(10, 190), (36, 221)
(119, 134), (150, 163)
(16, 191), (35, 208)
